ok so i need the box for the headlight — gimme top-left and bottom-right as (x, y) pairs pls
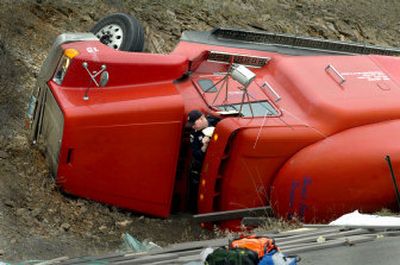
(52, 48), (79, 85)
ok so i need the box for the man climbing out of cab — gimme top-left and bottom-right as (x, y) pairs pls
(186, 110), (220, 212)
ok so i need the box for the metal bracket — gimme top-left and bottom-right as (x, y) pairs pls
(192, 206), (273, 222)
(325, 64), (346, 85)
(82, 62), (106, 87)
(82, 62), (107, 100)
(262, 81), (281, 102)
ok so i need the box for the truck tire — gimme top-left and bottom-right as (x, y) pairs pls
(90, 13), (144, 52)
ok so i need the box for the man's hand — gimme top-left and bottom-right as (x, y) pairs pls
(201, 136), (210, 152)
(202, 136), (210, 144)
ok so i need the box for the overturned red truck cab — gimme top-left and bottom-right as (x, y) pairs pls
(28, 19), (400, 223)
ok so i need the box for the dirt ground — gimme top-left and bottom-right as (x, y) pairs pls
(1, 0), (400, 262)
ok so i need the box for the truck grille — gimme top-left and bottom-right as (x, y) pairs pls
(38, 87), (64, 176)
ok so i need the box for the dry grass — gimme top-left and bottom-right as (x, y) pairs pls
(374, 208), (399, 216)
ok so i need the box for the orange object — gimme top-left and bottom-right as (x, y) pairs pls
(230, 235), (277, 258)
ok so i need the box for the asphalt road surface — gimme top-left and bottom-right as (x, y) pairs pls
(299, 236), (400, 265)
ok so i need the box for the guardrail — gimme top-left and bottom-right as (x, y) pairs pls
(52, 225), (400, 265)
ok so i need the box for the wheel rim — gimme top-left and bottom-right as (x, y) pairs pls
(95, 24), (123, 50)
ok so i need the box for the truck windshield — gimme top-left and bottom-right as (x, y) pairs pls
(216, 100), (278, 117)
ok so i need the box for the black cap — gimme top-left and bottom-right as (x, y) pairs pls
(187, 110), (203, 127)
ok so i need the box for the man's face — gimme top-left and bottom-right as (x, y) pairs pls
(192, 115), (209, 131)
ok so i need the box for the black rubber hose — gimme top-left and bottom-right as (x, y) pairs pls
(385, 155), (400, 210)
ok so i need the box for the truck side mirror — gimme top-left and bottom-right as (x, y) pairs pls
(100, 71), (109, 87)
